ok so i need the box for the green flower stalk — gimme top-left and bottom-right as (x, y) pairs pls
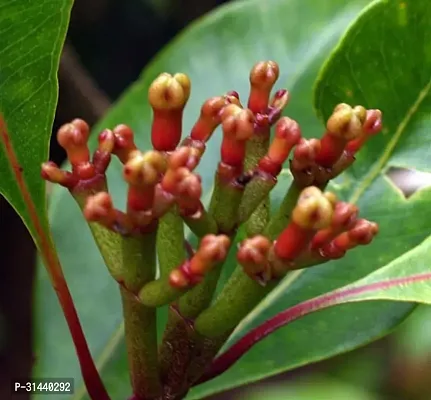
(41, 60), (383, 400)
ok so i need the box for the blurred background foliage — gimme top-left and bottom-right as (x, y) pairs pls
(0, 0), (430, 398)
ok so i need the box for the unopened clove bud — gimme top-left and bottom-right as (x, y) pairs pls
(57, 119), (93, 174)
(149, 72), (191, 151)
(248, 61), (280, 114)
(237, 235), (272, 284)
(274, 187), (335, 262)
(112, 124), (138, 163)
(190, 93), (242, 142)
(148, 73), (191, 110)
(169, 235), (230, 288)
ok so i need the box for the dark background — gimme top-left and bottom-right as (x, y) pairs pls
(1, 1), (430, 399)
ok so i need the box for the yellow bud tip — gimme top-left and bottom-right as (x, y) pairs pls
(142, 150), (167, 174)
(292, 186), (336, 230)
(326, 104), (366, 141)
(148, 72), (191, 110)
(123, 151), (162, 186)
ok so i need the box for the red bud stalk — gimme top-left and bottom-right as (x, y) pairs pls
(149, 73), (191, 151)
(41, 119), (114, 192)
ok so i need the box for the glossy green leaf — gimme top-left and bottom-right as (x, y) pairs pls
(0, 4), (109, 399)
(0, 1), (72, 241)
(34, 0), (431, 398)
(190, 0), (431, 397)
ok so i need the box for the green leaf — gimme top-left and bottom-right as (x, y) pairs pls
(0, 3), (113, 399)
(0, 0), (72, 242)
(35, 0), (431, 398)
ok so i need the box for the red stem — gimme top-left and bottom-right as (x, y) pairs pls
(315, 133), (346, 168)
(0, 116), (110, 400)
(196, 272), (431, 385)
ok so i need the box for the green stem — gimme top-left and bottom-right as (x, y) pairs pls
(243, 133), (270, 236)
(263, 181), (301, 239)
(157, 208), (186, 277)
(138, 209), (187, 307)
(121, 287), (160, 399)
(184, 268), (276, 387)
(209, 175), (244, 233)
(88, 224), (125, 280)
(154, 209), (195, 398)
(121, 232), (162, 398)
(139, 278), (186, 307)
(238, 175), (275, 228)
(73, 182), (163, 398)
(182, 207), (218, 237)
(194, 267), (276, 337)
(72, 183), (126, 281)
(158, 235), (234, 397)
(178, 264), (224, 318)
